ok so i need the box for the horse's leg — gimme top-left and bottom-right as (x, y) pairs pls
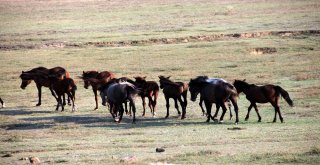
(199, 96), (206, 116)
(178, 97), (186, 119)
(229, 96), (239, 124)
(147, 96), (154, 116)
(118, 104), (124, 123)
(219, 102), (228, 123)
(183, 91), (188, 111)
(62, 94), (66, 106)
(55, 95), (60, 111)
(204, 101), (212, 122)
(174, 98), (181, 116)
(141, 96), (146, 116)
(152, 91), (158, 116)
(165, 96), (170, 118)
(124, 102), (128, 115)
(129, 99), (136, 124)
(67, 92), (75, 112)
(109, 103), (115, 119)
(36, 85), (42, 106)
(252, 103), (261, 122)
(212, 104), (220, 121)
(93, 89), (98, 110)
(227, 99), (233, 120)
(245, 103), (254, 121)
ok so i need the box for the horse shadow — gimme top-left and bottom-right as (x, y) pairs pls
(0, 108), (238, 130)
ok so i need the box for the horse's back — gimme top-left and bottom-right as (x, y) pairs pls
(107, 83), (127, 103)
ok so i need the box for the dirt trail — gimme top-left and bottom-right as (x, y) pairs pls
(0, 30), (319, 50)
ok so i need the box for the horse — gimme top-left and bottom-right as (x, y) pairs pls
(84, 77), (134, 114)
(0, 97), (5, 108)
(195, 76), (233, 120)
(81, 71), (116, 110)
(233, 79), (293, 123)
(19, 66), (70, 106)
(100, 81), (140, 123)
(158, 76), (188, 119)
(134, 76), (159, 117)
(49, 75), (77, 112)
(189, 77), (239, 124)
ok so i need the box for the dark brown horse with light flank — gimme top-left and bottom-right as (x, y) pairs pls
(134, 76), (159, 117)
(159, 76), (188, 119)
(20, 66), (70, 106)
(189, 77), (239, 124)
(233, 80), (293, 123)
(81, 71), (116, 110)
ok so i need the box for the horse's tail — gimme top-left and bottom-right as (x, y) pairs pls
(274, 86), (293, 107)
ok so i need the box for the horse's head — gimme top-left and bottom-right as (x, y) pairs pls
(83, 78), (91, 89)
(158, 75), (171, 89)
(134, 76), (147, 87)
(233, 79), (247, 94)
(188, 79), (202, 102)
(20, 71), (33, 89)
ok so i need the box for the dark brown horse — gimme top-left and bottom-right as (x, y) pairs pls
(81, 71), (116, 110)
(233, 80), (293, 123)
(20, 66), (70, 106)
(158, 76), (188, 119)
(189, 77), (239, 124)
(134, 76), (159, 117)
(49, 75), (77, 112)
(0, 97), (5, 108)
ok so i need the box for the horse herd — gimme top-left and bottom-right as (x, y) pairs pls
(16, 66), (294, 124)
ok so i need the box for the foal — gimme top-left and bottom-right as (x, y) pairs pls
(134, 76), (159, 117)
(50, 75), (77, 112)
(82, 71), (116, 110)
(233, 80), (293, 123)
(158, 76), (188, 119)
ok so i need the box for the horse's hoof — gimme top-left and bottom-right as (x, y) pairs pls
(36, 104), (41, 106)
(245, 118), (249, 121)
(258, 120), (261, 122)
(165, 115), (169, 119)
(235, 122), (238, 125)
(219, 120), (224, 124)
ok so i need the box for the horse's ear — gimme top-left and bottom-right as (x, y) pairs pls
(143, 76), (146, 79)
(83, 71), (85, 74)
(167, 76), (171, 79)
(22, 71), (24, 73)
(243, 79), (246, 82)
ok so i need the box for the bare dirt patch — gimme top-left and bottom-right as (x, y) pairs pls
(250, 47), (277, 55)
(1, 30), (319, 51)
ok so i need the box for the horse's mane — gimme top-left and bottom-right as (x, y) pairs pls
(234, 80), (254, 89)
(159, 76), (181, 87)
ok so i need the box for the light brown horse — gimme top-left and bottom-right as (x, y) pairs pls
(158, 76), (188, 119)
(134, 76), (159, 117)
(233, 79), (293, 123)
(20, 66), (70, 106)
(81, 71), (116, 110)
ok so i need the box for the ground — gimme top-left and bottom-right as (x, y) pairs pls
(0, 0), (320, 164)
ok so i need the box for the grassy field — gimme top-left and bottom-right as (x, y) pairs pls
(0, 0), (320, 164)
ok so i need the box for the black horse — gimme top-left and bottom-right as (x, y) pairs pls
(189, 77), (239, 124)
